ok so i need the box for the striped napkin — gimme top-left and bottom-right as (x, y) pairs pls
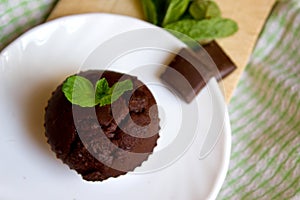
(219, 1), (300, 199)
(1, 0), (299, 199)
(0, 0), (56, 50)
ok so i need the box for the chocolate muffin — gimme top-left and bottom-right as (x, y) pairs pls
(44, 70), (160, 181)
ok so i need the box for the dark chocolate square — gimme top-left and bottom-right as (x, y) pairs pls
(161, 48), (215, 103)
(161, 41), (237, 103)
(202, 41), (237, 81)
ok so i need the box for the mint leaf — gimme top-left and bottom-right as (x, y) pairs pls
(153, 0), (169, 25)
(205, 1), (221, 19)
(62, 75), (97, 107)
(96, 79), (133, 107)
(139, 0), (239, 43)
(140, 0), (158, 25)
(189, 0), (221, 20)
(110, 79), (133, 103)
(162, 0), (190, 26)
(165, 18), (238, 42)
(95, 78), (110, 99)
(62, 75), (133, 107)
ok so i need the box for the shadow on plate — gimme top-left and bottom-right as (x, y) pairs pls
(23, 79), (60, 158)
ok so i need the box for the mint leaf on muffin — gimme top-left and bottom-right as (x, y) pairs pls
(62, 75), (133, 107)
(62, 75), (96, 107)
(95, 78), (133, 106)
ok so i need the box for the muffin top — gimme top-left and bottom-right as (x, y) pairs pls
(44, 70), (160, 181)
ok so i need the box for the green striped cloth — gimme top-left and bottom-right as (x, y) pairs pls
(1, 0), (299, 199)
(219, 0), (300, 199)
(0, 0), (57, 50)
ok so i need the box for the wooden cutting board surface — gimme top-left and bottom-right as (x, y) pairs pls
(47, 0), (276, 102)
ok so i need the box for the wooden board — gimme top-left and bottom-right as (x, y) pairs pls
(47, 0), (276, 102)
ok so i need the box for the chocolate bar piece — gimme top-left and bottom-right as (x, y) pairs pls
(202, 41), (237, 81)
(161, 48), (215, 103)
(161, 41), (236, 103)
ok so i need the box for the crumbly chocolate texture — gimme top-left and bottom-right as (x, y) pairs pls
(44, 70), (160, 181)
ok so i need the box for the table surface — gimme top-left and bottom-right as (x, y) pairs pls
(47, 0), (276, 102)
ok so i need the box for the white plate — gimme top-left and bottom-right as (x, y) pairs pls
(0, 14), (231, 200)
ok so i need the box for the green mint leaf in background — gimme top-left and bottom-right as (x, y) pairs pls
(180, 9), (194, 20)
(140, 0), (158, 25)
(62, 75), (97, 107)
(153, 0), (168, 25)
(165, 18), (238, 42)
(189, 0), (221, 20)
(139, 0), (239, 42)
(162, 0), (190, 26)
(204, 1), (221, 19)
(95, 78), (133, 107)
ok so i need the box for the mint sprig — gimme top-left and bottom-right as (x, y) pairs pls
(139, 0), (238, 43)
(62, 75), (133, 107)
